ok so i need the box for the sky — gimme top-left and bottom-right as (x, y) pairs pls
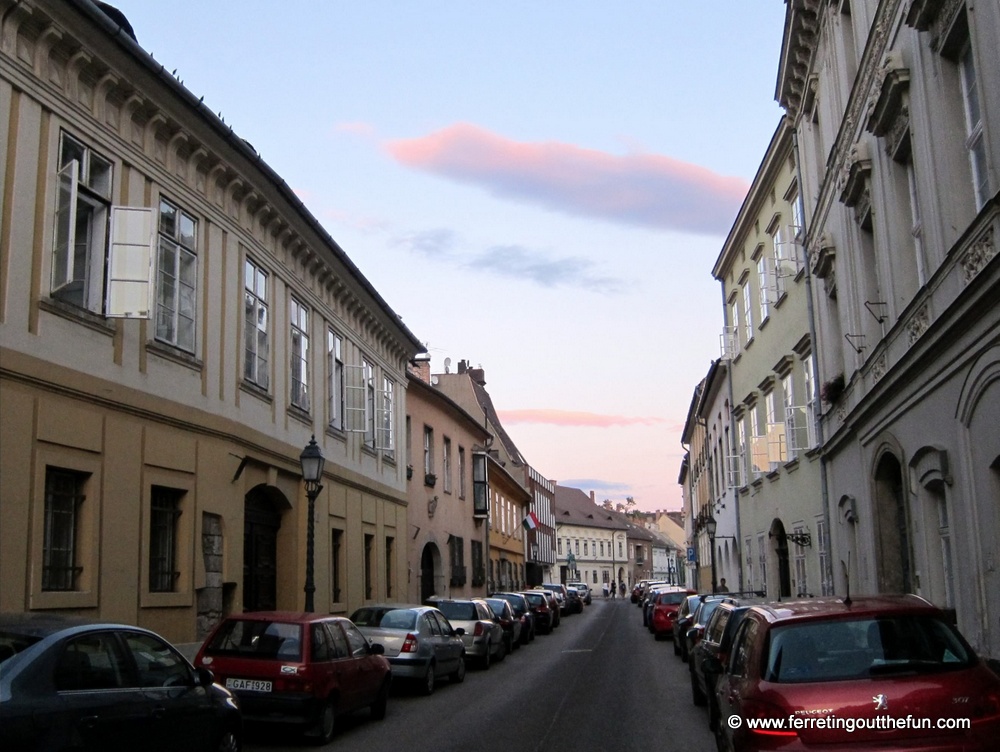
(118, 1), (787, 512)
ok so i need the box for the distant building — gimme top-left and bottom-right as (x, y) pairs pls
(553, 486), (629, 588)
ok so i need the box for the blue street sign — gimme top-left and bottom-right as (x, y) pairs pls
(687, 547), (696, 563)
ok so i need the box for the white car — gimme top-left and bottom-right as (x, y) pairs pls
(566, 582), (592, 605)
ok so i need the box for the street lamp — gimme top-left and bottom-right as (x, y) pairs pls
(705, 514), (718, 594)
(299, 435), (325, 612)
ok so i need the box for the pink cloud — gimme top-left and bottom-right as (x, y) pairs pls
(385, 123), (748, 235)
(497, 409), (667, 428)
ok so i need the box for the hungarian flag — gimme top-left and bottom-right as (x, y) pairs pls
(521, 511), (539, 531)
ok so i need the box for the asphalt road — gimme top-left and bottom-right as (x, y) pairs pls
(244, 597), (717, 752)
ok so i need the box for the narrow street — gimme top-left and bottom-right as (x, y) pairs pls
(245, 598), (715, 752)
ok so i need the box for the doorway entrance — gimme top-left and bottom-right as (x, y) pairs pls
(243, 490), (282, 612)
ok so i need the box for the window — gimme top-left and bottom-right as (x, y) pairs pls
(327, 330), (344, 429)
(557, 538), (563, 555)
(364, 533), (374, 599)
(471, 540), (485, 586)
(816, 518), (834, 596)
(423, 426), (434, 475)
(52, 132), (112, 313)
(959, 42), (989, 208)
(583, 541), (588, 556)
(742, 281), (754, 342)
(757, 256), (771, 320)
(744, 536), (754, 593)
(243, 258), (269, 389)
(43, 467), (86, 591)
(600, 541), (604, 557)
(793, 526), (808, 596)
(618, 541), (623, 558)
(936, 493), (954, 607)
(757, 533), (767, 594)
(472, 452), (488, 516)
(458, 446), (466, 498)
(575, 540), (580, 555)
(385, 536), (394, 599)
(155, 198), (197, 351)
(443, 438), (452, 493)
(149, 486), (182, 592)
(363, 360), (376, 447)
(331, 528), (343, 603)
(730, 299), (741, 349)
(290, 298), (310, 410)
(378, 376), (395, 454)
(449, 536), (466, 586)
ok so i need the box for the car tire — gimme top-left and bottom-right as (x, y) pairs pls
(216, 729), (241, 752)
(451, 655), (466, 683)
(496, 636), (507, 662)
(691, 670), (707, 706)
(673, 638), (681, 656)
(370, 680), (389, 720)
(310, 699), (336, 746)
(421, 663), (436, 696)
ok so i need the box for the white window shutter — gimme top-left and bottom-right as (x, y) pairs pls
(106, 206), (155, 318)
(51, 160), (79, 293)
(376, 384), (394, 451)
(719, 326), (740, 360)
(766, 422), (787, 465)
(344, 363), (366, 432)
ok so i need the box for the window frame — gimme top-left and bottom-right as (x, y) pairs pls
(154, 197), (198, 352)
(289, 297), (310, 411)
(243, 257), (270, 390)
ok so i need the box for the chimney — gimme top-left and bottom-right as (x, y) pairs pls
(590, 491), (596, 503)
(469, 367), (486, 385)
(410, 354), (431, 383)
(458, 360), (468, 374)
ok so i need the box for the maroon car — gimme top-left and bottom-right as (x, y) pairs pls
(712, 595), (1000, 751)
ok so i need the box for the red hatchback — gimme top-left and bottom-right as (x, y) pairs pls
(712, 595), (1000, 751)
(195, 612), (391, 745)
(650, 588), (696, 640)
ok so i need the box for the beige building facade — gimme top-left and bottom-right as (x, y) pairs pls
(0, 0), (422, 644)
(778, 0), (1000, 661)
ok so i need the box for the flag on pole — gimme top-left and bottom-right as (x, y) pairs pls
(521, 511), (539, 531)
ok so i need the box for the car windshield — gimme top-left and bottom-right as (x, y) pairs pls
(436, 602), (477, 621)
(0, 631), (42, 664)
(695, 600), (724, 625)
(204, 619), (303, 660)
(658, 592), (687, 605)
(764, 615), (973, 683)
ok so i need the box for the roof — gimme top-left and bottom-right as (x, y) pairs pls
(751, 595), (941, 624)
(553, 486), (627, 531)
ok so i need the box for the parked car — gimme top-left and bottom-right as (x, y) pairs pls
(689, 602), (751, 730)
(711, 595), (1000, 751)
(0, 612), (242, 752)
(531, 589), (561, 628)
(673, 593), (712, 658)
(566, 582), (592, 605)
(195, 611), (389, 744)
(684, 597), (738, 661)
(491, 592), (535, 643)
(425, 598), (505, 669)
(648, 588), (696, 638)
(643, 584), (685, 627)
(349, 605), (465, 696)
(521, 591), (555, 634)
(564, 587), (585, 615)
(485, 598), (522, 653)
(537, 584), (570, 616)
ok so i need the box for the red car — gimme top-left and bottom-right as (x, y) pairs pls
(712, 595), (1000, 751)
(649, 588), (697, 640)
(195, 612), (391, 744)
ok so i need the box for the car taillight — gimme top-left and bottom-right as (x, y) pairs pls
(474, 623), (485, 637)
(401, 633), (419, 653)
(972, 688), (1000, 721)
(744, 698), (797, 739)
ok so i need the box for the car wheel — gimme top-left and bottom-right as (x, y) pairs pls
(691, 671), (707, 706)
(451, 654), (466, 683)
(310, 699), (336, 745)
(216, 729), (241, 752)
(496, 637), (507, 662)
(481, 645), (491, 670)
(673, 638), (681, 656)
(370, 680), (389, 720)
(714, 717), (733, 752)
(421, 663), (436, 696)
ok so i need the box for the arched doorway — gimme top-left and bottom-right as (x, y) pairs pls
(769, 519), (792, 599)
(243, 488), (282, 612)
(420, 543), (441, 603)
(873, 452), (911, 593)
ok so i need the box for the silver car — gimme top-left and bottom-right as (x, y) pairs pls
(349, 605), (465, 695)
(426, 599), (505, 669)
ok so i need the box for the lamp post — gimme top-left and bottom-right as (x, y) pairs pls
(299, 435), (325, 612)
(705, 514), (718, 595)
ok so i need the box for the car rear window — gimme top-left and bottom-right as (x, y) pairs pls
(658, 592), (687, 605)
(0, 631), (42, 664)
(524, 593), (545, 605)
(437, 602), (478, 621)
(764, 616), (973, 683)
(204, 619), (303, 660)
(351, 607), (396, 627)
(378, 610), (417, 630)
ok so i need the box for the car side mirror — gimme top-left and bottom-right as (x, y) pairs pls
(369, 642), (385, 655)
(686, 628), (698, 641)
(196, 667), (215, 688)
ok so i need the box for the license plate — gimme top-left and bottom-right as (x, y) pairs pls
(225, 678), (272, 692)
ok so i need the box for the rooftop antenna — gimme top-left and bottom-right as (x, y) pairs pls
(444, 357), (451, 374)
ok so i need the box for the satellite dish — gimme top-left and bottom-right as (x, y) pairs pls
(444, 357), (452, 374)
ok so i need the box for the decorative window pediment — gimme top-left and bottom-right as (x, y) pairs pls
(866, 51), (911, 162)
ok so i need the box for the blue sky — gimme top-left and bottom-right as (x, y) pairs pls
(118, 1), (787, 511)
